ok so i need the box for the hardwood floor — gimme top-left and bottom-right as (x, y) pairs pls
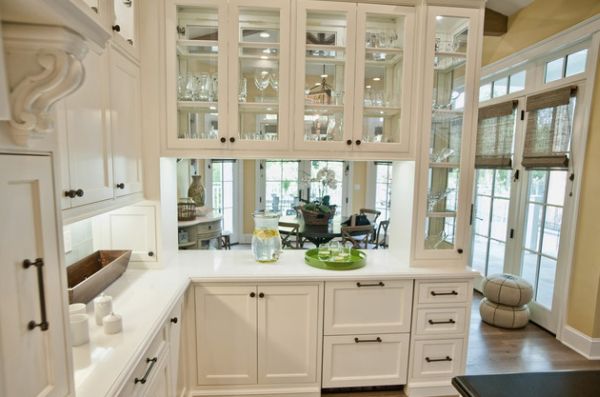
(323, 291), (600, 397)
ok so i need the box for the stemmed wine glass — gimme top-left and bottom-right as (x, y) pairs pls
(269, 72), (279, 94)
(254, 70), (270, 102)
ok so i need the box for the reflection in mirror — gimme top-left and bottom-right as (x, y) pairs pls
(175, 159), (407, 252)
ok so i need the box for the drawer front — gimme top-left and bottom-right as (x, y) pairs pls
(411, 339), (464, 380)
(196, 221), (221, 234)
(324, 280), (413, 335)
(323, 334), (410, 388)
(417, 281), (470, 305)
(415, 307), (467, 336)
(117, 326), (167, 397)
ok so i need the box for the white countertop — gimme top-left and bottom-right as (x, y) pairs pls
(72, 250), (477, 397)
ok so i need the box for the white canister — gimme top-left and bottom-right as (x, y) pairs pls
(94, 294), (113, 326)
(103, 312), (123, 335)
(70, 314), (89, 346)
(69, 303), (87, 316)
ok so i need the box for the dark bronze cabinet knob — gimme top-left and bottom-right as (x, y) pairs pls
(220, 137), (226, 143)
(170, 317), (178, 324)
(258, 292), (265, 298)
(112, 25), (121, 32)
(229, 137), (235, 143)
(355, 140), (362, 145)
(457, 248), (463, 254)
(116, 183), (125, 189)
(250, 292), (256, 298)
(346, 139), (352, 145)
(64, 190), (76, 198)
(148, 251), (154, 257)
(75, 189), (84, 197)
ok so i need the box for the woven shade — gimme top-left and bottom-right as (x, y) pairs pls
(475, 101), (517, 168)
(522, 87), (576, 169)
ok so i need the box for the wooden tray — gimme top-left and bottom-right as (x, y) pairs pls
(67, 250), (132, 304)
(304, 248), (366, 270)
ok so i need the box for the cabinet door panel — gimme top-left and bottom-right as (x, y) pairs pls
(109, 47), (143, 196)
(257, 284), (319, 384)
(0, 155), (70, 397)
(194, 285), (257, 386)
(102, 205), (157, 262)
(62, 50), (114, 207)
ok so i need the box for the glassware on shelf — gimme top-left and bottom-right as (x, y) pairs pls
(269, 72), (279, 93)
(365, 30), (400, 48)
(254, 70), (270, 102)
(427, 188), (455, 212)
(239, 77), (248, 102)
(184, 75), (198, 101)
(197, 73), (211, 101)
(429, 147), (455, 163)
(177, 75), (187, 100)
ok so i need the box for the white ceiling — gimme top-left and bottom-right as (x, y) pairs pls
(486, 0), (534, 16)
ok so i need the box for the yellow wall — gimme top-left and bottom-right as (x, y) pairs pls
(352, 162), (368, 213)
(482, 0), (600, 65)
(481, 0), (600, 337)
(243, 160), (256, 235)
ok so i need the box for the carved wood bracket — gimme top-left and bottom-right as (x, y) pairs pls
(2, 24), (89, 146)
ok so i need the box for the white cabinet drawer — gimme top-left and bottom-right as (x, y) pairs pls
(323, 334), (410, 388)
(415, 307), (467, 336)
(411, 339), (464, 380)
(118, 326), (167, 396)
(417, 281), (469, 305)
(324, 280), (413, 335)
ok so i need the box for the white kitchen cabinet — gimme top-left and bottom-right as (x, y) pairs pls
(58, 49), (114, 210)
(109, 45), (144, 197)
(167, 298), (184, 397)
(294, 1), (415, 156)
(0, 155), (72, 397)
(144, 353), (171, 397)
(192, 283), (321, 392)
(412, 5), (484, 266)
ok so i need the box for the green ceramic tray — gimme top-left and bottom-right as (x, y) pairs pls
(304, 248), (366, 270)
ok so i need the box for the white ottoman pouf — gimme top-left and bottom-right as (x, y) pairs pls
(482, 273), (533, 307)
(479, 298), (530, 329)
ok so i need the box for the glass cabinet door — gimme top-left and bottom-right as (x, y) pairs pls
(112, 0), (137, 51)
(294, 1), (356, 150)
(166, 1), (227, 149)
(353, 5), (414, 151)
(228, 0), (291, 149)
(416, 7), (481, 261)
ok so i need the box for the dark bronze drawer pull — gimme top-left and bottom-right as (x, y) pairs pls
(430, 290), (458, 296)
(425, 356), (452, 363)
(356, 281), (385, 287)
(135, 357), (158, 384)
(355, 337), (382, 343)
(428, 319), (456, 325)
(23, 258), (49, 331)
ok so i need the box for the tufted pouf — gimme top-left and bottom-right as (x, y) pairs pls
(479, 298), (530, 329)
(482, 273), (533, 307)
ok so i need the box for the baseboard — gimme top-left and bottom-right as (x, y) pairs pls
(189, 386), (320, 397)
(561, 325), (600, 359)
(404, 380), (457, 397)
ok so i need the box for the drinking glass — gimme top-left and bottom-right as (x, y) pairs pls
(197, 73), (211, 101)
(254, 70), (270, 102)
(269, 72), (279, 93)
(185, 75), (198, 101)
(318, 245), (331, 261)
(339, 243), (351, 259)
(239, 77), (248, 102)
(329, 241), (341, 257)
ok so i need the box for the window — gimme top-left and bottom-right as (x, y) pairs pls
(265, 160), (300, 215)
(479, 70), (526, 102)
(210, 160), (236, 234)
(544, 48), (588, 83)
(374, 162), (393, 220)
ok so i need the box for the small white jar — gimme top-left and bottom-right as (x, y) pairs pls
(70, 313), (89, 346)
(103, 312), (123, 335)
(94, 294), (113, 326)
(69, 303), (87, 316)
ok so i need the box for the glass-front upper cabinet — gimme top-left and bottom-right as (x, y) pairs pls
(166, 0), (228, 149)
(112, 0), (139, 57)
(414, 6), (482, 263)
(294, 1), (357, 151)
(228, 0), (291, 150)
(352, 4), (415, 153)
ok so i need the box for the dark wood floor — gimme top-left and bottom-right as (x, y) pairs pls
(324, 292), (600, 396)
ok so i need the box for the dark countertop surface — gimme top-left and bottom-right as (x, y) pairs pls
(452, 370), (600, 397)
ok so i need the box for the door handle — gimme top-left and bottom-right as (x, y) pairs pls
(23, 258), (49, 331)
(428, 319), (456, 325)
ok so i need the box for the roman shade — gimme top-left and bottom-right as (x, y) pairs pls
(522, 86), (577, 169)
(475, 100), (517, 168)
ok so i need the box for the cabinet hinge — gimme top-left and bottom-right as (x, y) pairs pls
(510, 228), (514, 239)
(520, 110), (525, 120)
(469, 204), (474, 226)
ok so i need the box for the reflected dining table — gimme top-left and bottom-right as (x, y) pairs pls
(279, 215), (345, 247)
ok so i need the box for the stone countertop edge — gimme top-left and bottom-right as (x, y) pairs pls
(73, 250), (478, 397)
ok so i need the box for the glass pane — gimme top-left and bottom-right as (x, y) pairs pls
(521, 250), (538, 288)
(430, 115), (462, 163)
(545, 57), (564, 83)
(223, 181), (233, 208)
(361, 13), (405, 144)
(565, 49), (587, 77)
(494, 169), (511, 198)
(528, 170), (547, 203)
(282, 162), (299, 180)
(239, 108), (279, 141)
(542, 206), (562, 258)
(524, 203), (544, 251)
(537, 256), (556, 308)
(479, 82), (492, 102)
(509, 70), (525, 93)
(488, 240), (505, 276)
(303, 10), (348, 142)
(425, 216), (455, 249)
(476, 169), (494, 196)
(492, 77), (508, 98)
(114, 0), (135, 45)
(490, 198), (509, 241)
(223, 207), (233, 233)
(472, 235), (488, 275)
(176, 6), (221, 142)
(309, 161), (344, 209)
(265, 161), (282, 180)
(547, 170), (567, 206)
(474, 195), (490, 236)
(427, 168), (459, 213)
